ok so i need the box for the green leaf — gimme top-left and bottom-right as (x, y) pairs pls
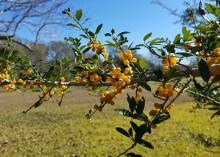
(211, 111), (220, 119)
(126, 152), (143, 157)
(83, 47), (91, 54)
(127, 95), (137, 113)
(205, 3), (220, 17)
(56, 59), (62, 65)
(136, 113), (149, 123)
(118, 31), (130, 36)
(95, 24), (103, 34)
(31, 89), (41, 92)
(150, 38), (160, 45)
(206, 104), (220, 110)
(111, 28), (115, 34)
(101, 60), (112, 67)
(80, 34), (89, 39)
(154, 69), (164, 80)
(139, 82), (151, 91)
(198, 59), (210, 82)
(88, 31), (95, 37)
(139, 58), (147, 71)
(85, 54), (98, 63)
(66, 23), (80, 29)
(143, 32), (152, 42)
(105, 33), (111, 37)
(130, 47), (140, 50)
(152, 114), (170, 124)
(193, 79), (204, 90)
(136, 97), (145, 114)
(116, 127), (130, 138)
(105, 41), (115, 46)
(173, 34), (181, 44)
(130, 121), (139, 133)
(199, 1), (206, 16)
(182, 26), (193, 41)
(176, 52), (193, 57)
(135, 124), (149, 140)
(195, 26), (211, 32)
(137, 139), (154, 149)
(166, 44), (175, 53)
(128, 128), (133, 137)
(75, 9), (83, 21)
(114, 108), (132, 117)
(73, 65), (85, 71)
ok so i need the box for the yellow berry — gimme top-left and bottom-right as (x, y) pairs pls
(49, 91), (55, 96)
(60, 85), (67, 90)
(123, 59), (130, 66)
(126, 50), (133, 59)
(59, 76), (65, 82)
(27, 68), (33, 76)
(131, 58), (137, 63)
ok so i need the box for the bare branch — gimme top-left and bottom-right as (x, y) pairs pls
(0, 0), (71, 42)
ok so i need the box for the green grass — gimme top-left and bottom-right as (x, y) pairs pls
(0, 90), (220, 157)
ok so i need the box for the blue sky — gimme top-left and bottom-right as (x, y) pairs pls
(16, 0), (191, 44)
(14, 0), (197, 62)
(60, 0), (189, 44)
(10, 0), (196, 61)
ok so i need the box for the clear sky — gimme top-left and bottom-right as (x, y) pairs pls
(59, 0), (189, 44)
(14, 0), (196, 62)
(16, 0), (192, 44)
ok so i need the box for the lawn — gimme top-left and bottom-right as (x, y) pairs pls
(0, 88), (219, 157)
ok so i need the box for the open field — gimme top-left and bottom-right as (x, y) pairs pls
(0, 88), (220, 157)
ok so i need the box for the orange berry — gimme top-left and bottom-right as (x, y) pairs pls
(214, 47), (220, 57)
(163, 65), (169, 73)
(162, 58), (169, 65)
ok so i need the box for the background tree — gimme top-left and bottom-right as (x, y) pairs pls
(0, 0), (71, 52)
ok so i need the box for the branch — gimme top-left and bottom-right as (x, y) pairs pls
(186, 89), (220, 106)
(151, 0), (181, 18)
(117, 143), (136, 157)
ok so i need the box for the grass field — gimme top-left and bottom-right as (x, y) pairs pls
(0, 88), (220, 157)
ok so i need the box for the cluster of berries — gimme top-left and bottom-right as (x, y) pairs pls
(206, 47), (220, 76)
(119, 50), (137, 66)
(161, 54), (177, 73)
(155, 83), (174, 98)
(87, 38), (108, 60)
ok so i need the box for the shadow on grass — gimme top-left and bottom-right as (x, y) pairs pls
(189, 132), (220, 147)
